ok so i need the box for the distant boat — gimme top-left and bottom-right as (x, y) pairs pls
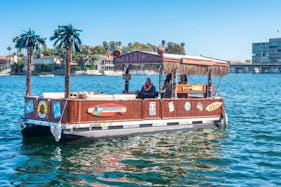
(103, 70), (123, 76)
(39, 73), (54, 77)
(73, 70), (103, 76)
(0, 69), (11, 76)
(252, 67), (260, 74)
(0, 73), (9, 76)
(86, 70), (103, 75)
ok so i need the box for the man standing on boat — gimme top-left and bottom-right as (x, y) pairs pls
(160, 73), (173, 98)
(141, 78), (157, 98)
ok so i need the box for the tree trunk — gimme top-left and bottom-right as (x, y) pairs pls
(26, 46), (33, 97)
(64, 47), (72, 98)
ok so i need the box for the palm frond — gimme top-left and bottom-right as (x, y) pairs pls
(15, 28), (45, 49)
(50, 24), (82, 52)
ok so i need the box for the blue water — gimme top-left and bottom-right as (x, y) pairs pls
(0, 74), (281, 186)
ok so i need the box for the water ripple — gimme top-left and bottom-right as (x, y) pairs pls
(0, 74), (281, 186)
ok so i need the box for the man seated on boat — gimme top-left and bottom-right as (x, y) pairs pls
(140, 78), (157, 98)
(179, 74), (188, 84)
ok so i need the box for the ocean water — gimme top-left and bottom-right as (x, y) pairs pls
(0, 74), (281, 186)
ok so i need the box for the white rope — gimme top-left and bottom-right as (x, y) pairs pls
(214, 76), (223, 96)
(59, 98), (69, 124)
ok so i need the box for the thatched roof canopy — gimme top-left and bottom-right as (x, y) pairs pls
(113, 51), (162, 64)
(114, 51), (229, 76)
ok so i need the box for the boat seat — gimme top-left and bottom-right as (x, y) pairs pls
(85, 93), (137, 100)
(42, 92), (137, 101)
(42, 92), (64, 99)
(85, 94), (114, 100)
(113, 94), (136, 100)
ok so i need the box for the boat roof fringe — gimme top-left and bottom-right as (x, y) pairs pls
(114, 51), (229, 76)
(163, 62), (229, 76)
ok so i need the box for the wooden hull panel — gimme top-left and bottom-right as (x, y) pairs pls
(68, 99), (144, 123)
(161, 98), (223, 119)
(24, 97), (69, 123)
(24, 97), (224, 123)
(22, 96), (226, 142)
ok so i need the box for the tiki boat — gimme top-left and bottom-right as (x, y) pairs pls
(20, 49), (229, 142)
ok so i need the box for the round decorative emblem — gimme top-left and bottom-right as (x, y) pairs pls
(184, 102), (191, 111)
(196, 102), (203, 111)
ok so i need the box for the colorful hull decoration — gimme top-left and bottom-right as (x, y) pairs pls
(196, 102), (203, 111)
(53, 102), (61, 119)
(25, 100), (34, 114)
(87, 103), (127, 117)
(205, 102), (222, 112)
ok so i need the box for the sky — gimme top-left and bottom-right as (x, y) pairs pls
(1, 0), (281, 61)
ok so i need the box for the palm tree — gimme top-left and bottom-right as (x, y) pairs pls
(13, 36), (22, 56)
(50, 25), (82, 98)
(103, 41), (109, 53)
(15, 29), (45, 96)
(117, 41), (122, 49)
(7, 46), (12, 56)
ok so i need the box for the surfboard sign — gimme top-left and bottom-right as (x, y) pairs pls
(205, 102), (222, 112)
(87, 103), (127, 117)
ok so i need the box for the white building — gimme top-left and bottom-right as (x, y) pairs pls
(94, 55), (122, 75)
(31, 55), (62, 65)
(23, 55), (62, 71)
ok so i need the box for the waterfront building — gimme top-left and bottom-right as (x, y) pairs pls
(95, 54), (114, 73)
(0, 56), (15, 70)
(0, 56), (17, 74)
(94, 54), (123, 75)
(252, 38), (281, 64)
(23, 55), (62, 71)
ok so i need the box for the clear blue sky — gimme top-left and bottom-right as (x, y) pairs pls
(1, 0), (281, 61)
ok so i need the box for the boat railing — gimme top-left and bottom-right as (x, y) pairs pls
(40, 83), (216, 101)
(42, 92), (64, 99)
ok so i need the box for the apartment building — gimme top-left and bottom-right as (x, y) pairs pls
(252, 38), (281, 64)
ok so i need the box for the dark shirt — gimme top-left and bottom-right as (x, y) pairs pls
(141, 84), (156, 98)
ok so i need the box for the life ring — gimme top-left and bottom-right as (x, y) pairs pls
(37, 100), (48, 118)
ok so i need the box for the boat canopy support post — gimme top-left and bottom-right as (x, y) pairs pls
(26, 46), (34, 97)
(123, 64), (131, 93)
(172, 66), (178, 98)
(64, 47), (72, 99)
(158, 65), (164, 97)
(207, 68), (213, 97)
